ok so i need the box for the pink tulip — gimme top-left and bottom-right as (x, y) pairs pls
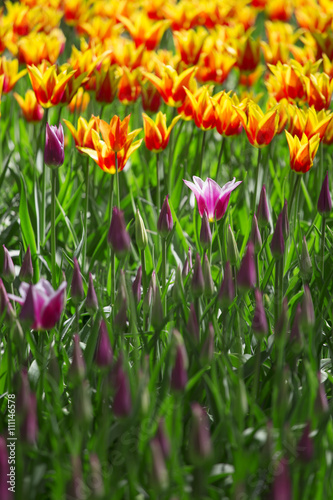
(8, 278), (67, 330)
(183, 176), (242, 222)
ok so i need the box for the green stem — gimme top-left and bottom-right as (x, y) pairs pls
(109, 175), (114, 224)
(51, 168), (57, 289)
(7, 329), (12, 393)
(156, 153), (160, 214)
(216, 136), (225, 179)
(141, 249), (146, 298)
(162, 237), (167, 315)
(253, 148), (262, 215)
(321, 216), (326, 279)
(199, 130), (207, 179)
(252, 339), (262, 401)
(167, 107), (177, 197)
(82, 157), (89, 273)
(274, 259), (281, 325)
(319, 142), (324, 200)
(115, 151), (120, 209)
(40, 109), (49, 245)
(289, 174), (301, 214)
(255, 253), (260, 289)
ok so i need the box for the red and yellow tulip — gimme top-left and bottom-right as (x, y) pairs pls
(14, 89), (44, 122)
(27, 62), (76, 108)
(63, 116), (98, 149)
(285, 131), (320, 174)
(142, 111), (181, 152)
(234, 101), (279, 148)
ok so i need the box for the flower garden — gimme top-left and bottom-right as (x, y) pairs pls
(0, 0), (333, 498)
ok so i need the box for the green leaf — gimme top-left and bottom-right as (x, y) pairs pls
(19, 174), (39, 282)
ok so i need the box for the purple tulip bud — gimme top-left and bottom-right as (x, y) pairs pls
(86, 272), (98, 314)
(192, 253), (204, 297)
(271, 213), (285, 258)
(281, 200), (289, 240)
(275, 297), (289, 341)
(218, 261), (235, 307)
(257, 184), (270, 227)
(201, 322), (214, 363)
(203, 253), (214, 296)
(89, 454), (104, 498)
(132, 266), (142, 304)
(71, 258), (84, 305)
(2, 246), (15, 283)
(289, 304), (303, 354)
(237, 242), (256, 290)
(44, 123), (64, 168)
(0, 436), (12, 500)
(0, 278), (14, 321)
(20, 393), (38, 444)
(315, 373), (329, 414)
(182, 247), (193, 279)
(227, 225), (239, 265)
(250, 214), (262, 254)
(252, 289), (268, 337)
(69, 334), (86, 383)
(187, 303), (200, 342)
(151, 282), (163, 331)
(155, 419), (170, 459)
(317, 172), (332, 214)
(299, 237), (312, 282)
(296, 422), (314, 463)
(157, 196), (173, 238)
(271, 457), (291, 500)
(300, 285), (315, 332)
(200, 212), (212, 249)
(150, 438), (168, 488)
(108, 207), (131, 257)
(114, 271), (128, 332)
(94, 320), (113, 367)
(19, 246), (33, 282)
(113, 359), (132, 417)
(189, 403), (212, 465)
(171, 335), (188, 392)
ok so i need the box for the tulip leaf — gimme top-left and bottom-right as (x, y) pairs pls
(19, 174), (39, 282)
(168, 198), (188, 252)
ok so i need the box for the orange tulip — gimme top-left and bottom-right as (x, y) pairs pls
(27, 62), (76, 108)
(98, 115), (135, 153)
(117, 12), (170, 51)
(295, 3), (332, 33)
(0, 56), (27, 93)
(17, 30), (65, 66)
(118, 67), (141, 105)
(303, 108), (333, 140)
(63, 116), (98, 149)
(141, 78), (161, 113)
(234, 101), (279, 148)
(67, 88), (90, 114)
(142, 64), (197, 107)
(236, 32), (261, 72)
(268, 98), (291, 134)
(196, 49), (236, 85)
(94, 60), (120, 103)
(214, 92), (243, 137)
(0, 74), (4, 115)
(266, 62), (306, 102)
(160, 0), (205, 31)
(108, 39), (145, 70)
(183, 86), (217, 130)
(285, 131), (320, 174)
(173, 27), (208, 66)
(287, 105), (307, 138)
(142, 111), (181, 152)
(265, 0), (292, 21)
(14, 89), (44, 122)
(304, 73), (333, 111)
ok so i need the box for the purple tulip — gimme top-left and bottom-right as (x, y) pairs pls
(189, 403), (212, 465)
(2, 245), (15, 283)
(19, 246), (33, 282)
(252, 289), (268, 337)
(44, 123), (65, 168)
(170, 339), (188, 392)
(157, 196), (173, 238)
(86, 272), (98, 314)
(8, 278), (67, 330)
(94, 320), (113, 368)
(108, 207), (131, 257)
(183, 176), (242, 222)
(237, 242), (256, 290)
(272, 457), (292, 500)
(257, 184), (270, 227)
(317, 172), (332, 214)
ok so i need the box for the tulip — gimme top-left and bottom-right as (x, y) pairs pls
(234, 101), (279, 148)
(99, 115), (131, 153)
(8, 279), (67, 330)
(132, 266), (142, 304)
(271, 457), (292, 500)
(135, 209), (148, 250)
(201, 323), (215, 363)
(14, 89), (44, 122)
(44, 123), (64, 168)
(183, 176), (242, 222)
(142, 111), (181, 152)
(237, 242), (256, 290)
(69, 334), (86, 383)
(170, 334), (188, 392)
(94, 320), (113, 368)
(189, 403), (212, 465)
(150, 438), (168, 488)
(108, 207), (131, 257)
(2, 246), (15, 283)
(155, 419), (170, 459)
(257, 184), (270, 227)
(0, 278), (14, 321)
(226, 225), (239, 265)
(63, 116), (98, 149)
(94, 61), (120, 104)
(300, 285), (315, 331)
(200, 212), (212, 250)
(20, 393), (38, 445)
(296, 422), (314, 463)
(113, 359), (132, 417)
(317, 172), (332, 214)
(218, 261), (235, 307)
(271, 213), (285, 258)
(19, 246), (33, 282)
(86, 273), (98, 314)
(71, 258), (84, 305)
(118, 12), (170, 51)
(182, 247), (192, 278)
(285, 131), (320, 174)
(202, 254), (214, 297)
(187, 303), (200, 342)
(252, 289), (268, 337)
(299, 237), (312, 282)
(250, 214), (262, 254)
(157, 196), (173, 238)
(27, 63), (75, 108)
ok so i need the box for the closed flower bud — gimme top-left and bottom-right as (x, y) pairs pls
(317, 172), (332, 214)
(270, 213), (285, 258)
(73, 380), (93, 425)
(143, 271), (155, 314)
(200, 212), (212, 250)
(289, 304), (303, 355)
(171, 333), (188, 391)
(108, 207), (131, 257)
(296, 422), (314, 463)
(94, 320), (113, 367)
(227, 225), (239, 265)
(182, 246), (192, 278)
(2, 246), (15, 283)
(19, 246), (33, 282)
(44, 123), (64, 168)
(281, 199), (289, 239)
(71, 258), (84, 305)
(300, 285), (315, 332)
(187, 303), (200, 342)
(189, 403), (212, 465)
(113, 359), (132, 417)
(155, 418), (170, 459)
(201, 322), (214, 363)
(172, 265), (185, 303)
(0, 278), (14, 321)
(218, 261), (235, 307)
(299, 237), (312, 282)
(157, 196), (173, 238)
(315, 373), (329, 414)
(237, 242), (256, 290)
(192, 253), (204, 297)
(252, 289), (268, 337)
(275, 297), (289, 342)
(69, 334), (86, 383)
(20, 393), (38, 445)
(250, 214), (262, 254)
(257, 184), (270, 228)
(203, 253), (214, 296)
(114, 271), (128, 332)
(151, 282), (164, 331)
(271, 458), (291, 500)
(132, 265), (142, 304)
(86, 272), (98, 314)
(135, 209), (148, 250)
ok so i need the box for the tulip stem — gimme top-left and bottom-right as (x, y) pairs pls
(319, 142), (324, 200)
(141, 249), (146, 298)
(115, 151), (120, 209)
(156, 153), (160, 214)
(199, 130), (207, 179)
(40, 109), (49, 245)
(7, 328), (12, 393)
(289, 174), (300, 214)
(83, 156), (89, 273)
(253, 339), (262, 401)
(216, 136), (225, 179)
(321, 216), (326, 279)
(51, 169), (57, 289)
(167, 107), (177, 197)
(274, 259), (281, 325)
(109, 175), (114, 225)
(162, 238), (167, 316)
(253, 148), (262, 215)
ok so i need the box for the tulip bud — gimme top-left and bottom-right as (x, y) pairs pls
(157, 196), (173, 238)
(89, 454), (104, 498)
(135, 209), (148, 250)
(108, 207), (131, 257)
(69, 334), (86, 383)
(299, 237), (312, 282)
(114, 271), (128, 332)
(44, 123), (64, 168)
(218, 261), (235, 307)
(202, 253), (214, 297)
(86, 272), (98, 314)
(289, 304), (303, 355)
(317, 172), (332, 214)
(270, 213), (285, 258)
(186, 303), (199, 342)
(73, 380), (93, 425)
(192, 253), (204, 297)
(19, 284), (35, 327)
(315, 373), (329, 414)
(0, 278), (14, 321)
(300, 285), (315, 332)
(237, 242), (256, 290)
(151, 282), (163, 331)
(189, 403), (212, 465)
(257, 184), (270, 228)
(19, 246), (33, 282)
(0, 436), (12, 500)
(252, 289), (268, 337)
(132, 265), (142, 304)
(2, 246), (15, 283)
(296, 422), (314, 463)
(172, 265), (185, 303)
(281, 199), (289, 240)
(275, 297), (289, 342)
(155, 419), (170, 460)
(150, 438), (168, 489)
(94, 320), (113, 367)
(170, 333), (188, 391)
(113, 359), (132, 417)
(200, 212), (212, 250)
(250, 214), (262, 254)
(271, 458), (291, 500)
(143, 273), (154, 314)
(20, 393), (38, 444)
(201, 322), (214, 364)
(71, 258), (84, 305)
(226, 225), (239, 265)
(182, 247), (192, 278)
